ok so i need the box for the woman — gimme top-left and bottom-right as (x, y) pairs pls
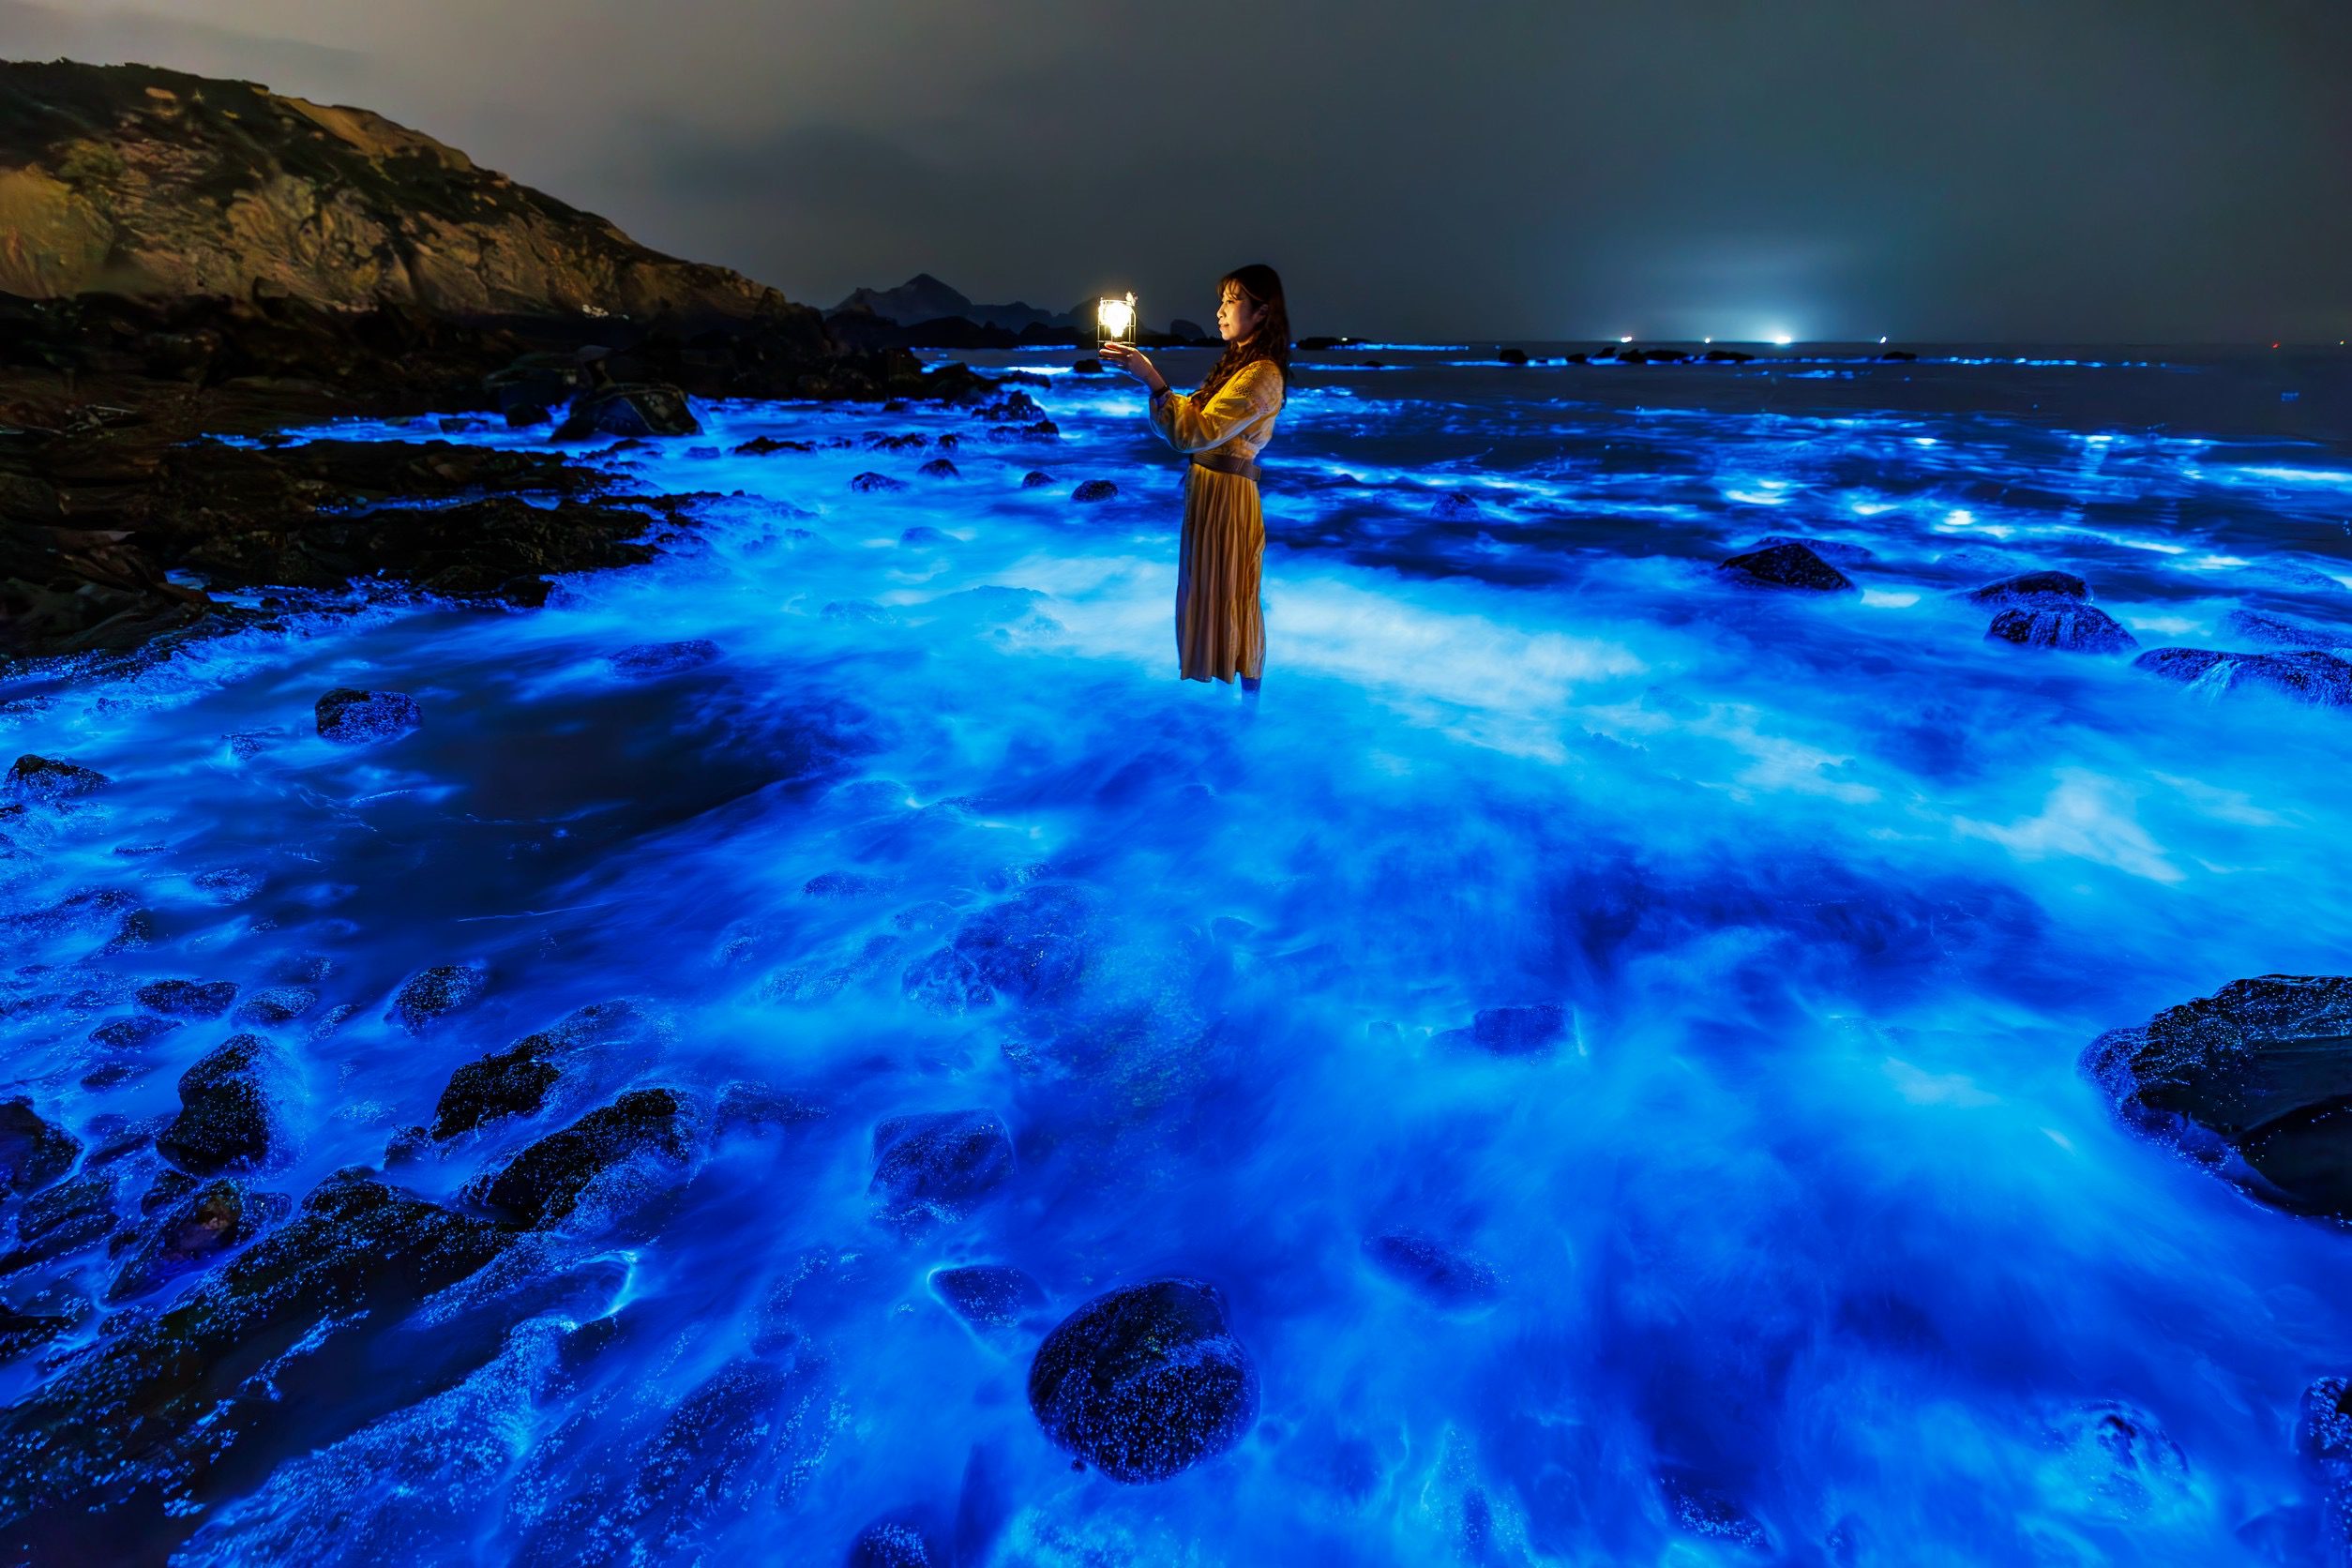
(1099, 264), (1294, 699)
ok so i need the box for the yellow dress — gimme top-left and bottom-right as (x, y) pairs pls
(1147, 360), (1286, 684)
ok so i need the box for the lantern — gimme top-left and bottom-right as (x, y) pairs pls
(1095, 292), (1138, 347)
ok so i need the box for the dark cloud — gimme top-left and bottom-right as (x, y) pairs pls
(6, 0), (2346, 341)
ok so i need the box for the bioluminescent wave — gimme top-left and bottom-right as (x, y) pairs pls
(2, 347), (2349, 1564)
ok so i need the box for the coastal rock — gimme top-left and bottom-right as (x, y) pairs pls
(315, 687), (422, 744)
(1986, 602), (2139, 653)
(1071, 479), (1118, 503)
(430, 1034), (561, 1139)
(386, 963), (487, 1033)
(2134, 647), (2352, 708)
(2225, 608), (2350, 652)
(155, 1033), (292, 1175)
(230, 986), (317, 1027)
(3, 755), (108, 804)
(135, 978), (238, 1018)
(1364, 1231), (1502, 1307)
(870, 1109), (1014, 1222)
(948, 882), (1097, 1004)
(1755, 534), (1875, 565)
(852, 472), (909, 493)
(2, 1171), (116, 1270)
(551, 383), (700, 441)
(1965, 570), (2088, 607)
(468, 1088), (692, 1228)
(1719, 541), (1855, 592)
(1027, 1278), (1259, 1484)
(105, 1177), (291, 1302)
(0, 1305), (74, 1364)
(1439, 1002), (1569, 1056)
(2040, 1400), (2190, 1520)
(917, 458), (960, 479)
(2081, 973), (2352, 1215)
(609, 639), (721, 677)
(1496, 347), (1529, 365)
(0, 1099), (80, 1195)
(1020, 470), (1054, 489)
(1433, 490), (1481, 520)
(1658, 1469), (1773, 1552)
(930, 1263), (1048, 1329)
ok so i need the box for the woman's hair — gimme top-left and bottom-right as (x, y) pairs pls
(1192, 264), (1293, 402)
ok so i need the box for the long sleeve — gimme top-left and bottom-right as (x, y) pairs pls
(1148, 363), (1281, 455)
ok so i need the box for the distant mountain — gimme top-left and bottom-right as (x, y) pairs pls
(832, 272), (1073, 334)
(0, 59), (808, 326)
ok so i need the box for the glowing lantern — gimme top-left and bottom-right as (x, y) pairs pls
(1096, 292), (1138, 346)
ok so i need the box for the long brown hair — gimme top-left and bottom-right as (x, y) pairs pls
(1192, 264), (1293, 402)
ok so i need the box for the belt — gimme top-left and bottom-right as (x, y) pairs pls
(1188, 449), (1262, 484)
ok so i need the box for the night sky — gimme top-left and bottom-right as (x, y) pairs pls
(4, 0), (2345, 343)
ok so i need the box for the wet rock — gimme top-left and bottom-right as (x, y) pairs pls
(2039, 1400), (2189, 1520)
(1755, 534), (1876, 565)
(1071, 479), (1118, 503)
(431, 1035), (561, 1139)
(156, 1033), (291, 1175)
(731, 434), (815, 455)
(0, 1304), (74, 1363)
(2081, 973), (2352, 1215)
(1658, 1469), (1773, 1552)
(870, 1110), (1013, 1223)
(713, 1082), (826, 1137)
(1363, 1231), (1501, 1307)
(947, 882), (1097, 1004)
(851, 471), (908, 493)
(864, 431), (931, 452)
(1432, 490), (1481, 520)
(0, 1174), (512, 1530)
(1070, 359), (1103, 373)
(916, 460), (960, 481)
(1965, 570), (2088, 606)
(2226, 608), (2350, 652)
(135, 978), (239, 1018)
(849, 1519), (937, 1566)
(3, 755), (108, 804)
(314, 687), (423, 744)
(90, 1015), (182, 1049)
(386, 963), (487, 1033)
(899, 946), (994, 1016)
(0, 1098), (79, 1196)
(230, 986), (317, 1027)
(1440, 1002), (1569, 1057)
(1986, 602), (2139, 654)
(1720, 541), (1856, 592)
(1020, 470), (1054, 489)
(552, 382), (701, 440)
(106, 1178), (290, 1302)
(1, 1171), (115, 1271)
(609, 639), (721, 677)
(1027, 1277), (1259, 1484)
(930, 1264), (1047, 1330)
(1496, 347), (1530, 365)
(469, 1088), (691, 1229)
(2134, 646), (2352, 708)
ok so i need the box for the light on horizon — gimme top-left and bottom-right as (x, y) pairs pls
(1879, 336), (1889, 344)
(1620, 335), (1634, 344)
(1772, 333), (1794, 347)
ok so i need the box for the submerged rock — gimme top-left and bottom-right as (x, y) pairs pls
(386, 963), (487, 1033)
(851, 471), (908, 493)
(1071, 479), (1118, 503)
(1027, 1278), (1259, 1484)
(870, 1110), (1013, 1223)
(1363, 1231), (1501, 1307)
(1440, 1002), (1570, 1057)
(156, 1033), (291, 1175)
(1719, 541), (1855, 592)
(1756, 534), (1875, 565)
(930, 1263), (1048, 1330)
(1, 1171), (116, 1273)
(1020, 470), (1055, 489)
(2082, 973), (2352, 1215)
(0, 1099), (80, 1196)
(3, 755), (108, 804)
(1658, 1469), (1773, 1552)
(1985, 602), (2138, 654)
(430, 1035), (561, 1139)
(1965, 569), (2088, 607)
(2225, 608), (2350, 652)
(230, 986), (317, 1027)
(2038, 1400), (2190, 1520)
(609, 639), (721, 677)
(314, 687), (422, 744)
(2134, 646), (2352, 708)
(945, 882), (1097, 1005)
(468, 1088), (691, 1228)
(1432, 490), (1481, 520)
(135, 978), (239, 1018)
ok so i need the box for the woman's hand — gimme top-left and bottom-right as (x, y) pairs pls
(1098, 342), (1166, 393)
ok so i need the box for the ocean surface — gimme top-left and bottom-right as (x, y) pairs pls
(4, 342), (2351, 1564)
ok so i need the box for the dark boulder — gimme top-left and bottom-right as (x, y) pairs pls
(1433, 490), (1481, 520)
(945, 882), (1097, 1004)
(2, 1171), (117, 1271)
(1364, 1231), (1501, 1307)
(2040, 1400), (2189, 1519)
(2225, 608), (2348, 651)
(1440, 1002), (1569, 1057)
(386, 963), (487, 1033)
(1496, 347), (1529, 365)
(1072, 479), (1118, 503)
(849, 1520), (937, 1566)
(90, 1015), (182, 1049)
(106, 1178), (290, 1302)
(870, 1110), (1013, 1222)
(609, 639), (721, 677)
(1070, 359), (1104, 374)
(2082, 973), (2352, 1215)
(1027, 1278), (1259, 1484)
(431, 1034), (561, 1139)
(156, 1033), (291, 1175)
(1964, 570), (2088, 607)
(1986, 602), (2139, 654)
(552, 382), (700, 440)
(135, 978), (239, 1018)
(917, 458), (960, 479)
(468, 1088), (691, 1228)
(2134, 646), (2352, 708)
(1720, 541), (1855, 592)
(1755, 534), (1875, 565)
(314, 687), (422, 744)
(1021, 470), (1054, 489)
(1658, 1469), (1773, 1552)
(3, 755), (108, 804)
(0, 1305), (74, 1364)
(230, 986), (317, 1026)
(851, 472), (908, 493)
(0, 1100), (81, 1196)
(930, 1263), (1047, 1329)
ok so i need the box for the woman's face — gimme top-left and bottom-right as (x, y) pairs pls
(1216, 282), (1267, 344)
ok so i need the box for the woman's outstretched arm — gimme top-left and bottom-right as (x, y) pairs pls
(1144, 364), (1280, 454)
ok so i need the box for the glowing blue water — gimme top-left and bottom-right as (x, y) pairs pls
(5, 347), (2351, 1564)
